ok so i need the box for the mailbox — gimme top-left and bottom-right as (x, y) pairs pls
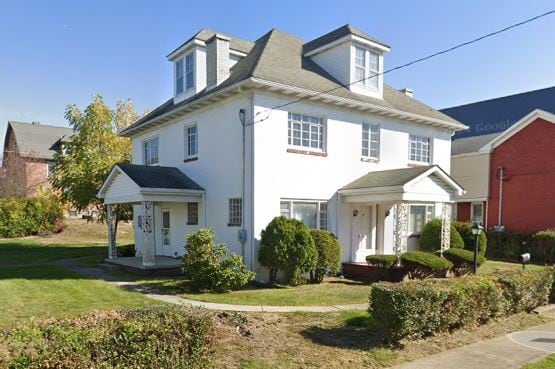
(521, 253), (531, 263)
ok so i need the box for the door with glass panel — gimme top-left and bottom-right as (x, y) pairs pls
(353, 205), (374, 262)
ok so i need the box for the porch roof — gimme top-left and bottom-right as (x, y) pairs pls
(338, 165), (464, 203)
(98, 164), (204, 204)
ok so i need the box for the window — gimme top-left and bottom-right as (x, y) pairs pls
(409, 204), (434, 234)
(287, 112), (324, 150)
(175, 59), (184, 94)
(185, 124), (198, 158)
(408, 135), (431, 163)
(162, 210), (170, 246)
(143, 136), (159, 165)
(187, 202), (199, 225)
(471, 203), (484, 225)
(362, 123), (380, 159)
(185, 53), (194, 90)
(354, 46), (380, 90)
(280, 200), (328, 230)
(228, 198), (242, 226)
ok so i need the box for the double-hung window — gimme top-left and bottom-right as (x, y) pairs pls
(143, 136), (159, 165)
(471, 202), (484, 225)
(162, 210), (171, 246)
(354, 46), (380, 90)
(287, 112), (324, 150)
(280, 200), (328, 230)
(185, 124), (198, 158)
(409, 204), (434, 234)
(187, 202), (199, 225)
(185, 53), (194, 90)
(408, 135), (431, 164)
(362, 123), (380, 159)
(228, 198), (242, 226)
(175, 59), (184, 94)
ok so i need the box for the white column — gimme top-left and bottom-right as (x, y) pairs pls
(393, 202), (408, 260)
(440, 202), (452, 256)
(142, 201), (155, 266)
(107, 204), (117, 259)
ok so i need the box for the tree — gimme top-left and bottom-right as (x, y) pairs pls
(51, 95), (138, 239)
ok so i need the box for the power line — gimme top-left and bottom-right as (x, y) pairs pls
(244, 9), (555, 126)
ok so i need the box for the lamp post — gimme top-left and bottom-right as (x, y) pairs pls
(471, 222), (484, 274)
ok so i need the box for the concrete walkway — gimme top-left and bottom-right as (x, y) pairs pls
(392, 308), (555, 369)
(55, 258), (368, 313)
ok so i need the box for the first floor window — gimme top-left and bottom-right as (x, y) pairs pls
(185, 124), (198, 158)
(143, 136), (159, 165)
(280, 199), (328, 230)
(162, 210), (170, 246)
(362, 123), (380, 159)
(187, 202), (198, 225)
(409, 204), (434, 234)
(409, 135), (431, 163)
(228, 198), (242, 226)
(287, 112), (324, 150)
(471, 202), (483, 225)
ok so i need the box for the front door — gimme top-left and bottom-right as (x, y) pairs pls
(352, 205), (374, 262)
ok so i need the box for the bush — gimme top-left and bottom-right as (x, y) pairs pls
(0, 306), (214, 369)
(370, 269), (552, 343)
(309, 230), (341, 283)
(419, 219), (464, 253)
(0, 193), (64, 238)
(366, 254), (398, 268)
(117, 244), (136, 257)
(440, 248), (486, 276)
(486, 230), (555, 264)
(452, 221), (487, 256)
(182, 228), (254, 292)
(258, 217), (317, 285)
(401, 251), (453, 279)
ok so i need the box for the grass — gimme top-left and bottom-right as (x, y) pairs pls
(521, 354), (555, 369)
(478, 260), (545, 275)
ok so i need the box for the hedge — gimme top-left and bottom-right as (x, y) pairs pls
(0, 306), (215, 368)
(420, 218), (465, 252)
(370, 268), (553, 343)
(486, 230), (555, 264)
(366, 254), (398, 269)
(400, 251), (453, 279)
(0, 195), (64, 238)
(453, 221), (487, 256)
(439, 248), (486, 276)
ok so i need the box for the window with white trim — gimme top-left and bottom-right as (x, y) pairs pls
(280, 200), (328, 230)
(471, 202), (483, 225)
(175, 59), (184, 94)
(228, 198), (242, 226)
(362, 123), (380, 159)
(143, 136), (159, 165)
(354, 46), (380, 90)
(187, 202), (198, 225)
(162, 210), (171, 246)
(185, 53), (194, 90)
(185, 124), (198, 158)
(408, 135), (431, 163)
(409, 204), (434, 234)
(287, 113), (324, 150)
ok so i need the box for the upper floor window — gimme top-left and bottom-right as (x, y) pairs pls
(176, 53), (195, 95)
(185, 124), (198, 158)
(228, 198), (242, 227)
(175, 59), (184, 94)
(354, 46), (380, 90)
(143, 136), (159, 165)
(362, 123), (380, 159)
(287, 112), (324, 150)
(185, 53), (194, 90)
(408, 135), (431, 164)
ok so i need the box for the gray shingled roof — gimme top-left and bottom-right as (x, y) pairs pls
(341, 165), (435, 190)
(6, 121), (73, 160)
(303, 24), (390, 53)
(117, 164), (204, 191)
(451, 132), (499, 155)
(123, 26), (464, 135)
(167, 28), (254, 57)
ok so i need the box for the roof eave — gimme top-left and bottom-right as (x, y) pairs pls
(304, 34), (390, 57)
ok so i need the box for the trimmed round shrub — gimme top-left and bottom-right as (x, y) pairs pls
(366, 254), (398, 268)
(258, 216), (317, 285)
(309, 229), (341, 283)
(419, 218), (464, 252)
(401, 251), (453, 279)
(452, 221), (487, 256)
(439, 248), (485, 276)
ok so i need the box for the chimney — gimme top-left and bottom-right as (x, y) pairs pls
(206, 33), (230, 89)
(399, 88), (413, 98)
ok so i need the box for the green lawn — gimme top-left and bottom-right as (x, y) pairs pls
(521, 354), (555, 369)
(478, 260), (545, 275)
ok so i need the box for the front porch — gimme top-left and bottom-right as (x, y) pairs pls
(105, 256), (182, 276)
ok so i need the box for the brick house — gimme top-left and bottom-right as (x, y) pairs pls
(443, 86), (555, 232)
(1, 121), (73, 197)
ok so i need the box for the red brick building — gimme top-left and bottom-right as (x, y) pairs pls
(1, 121), (73, 197)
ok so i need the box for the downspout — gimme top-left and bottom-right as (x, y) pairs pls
(249, 93), (255, 271)
(497, 166), (504, 227)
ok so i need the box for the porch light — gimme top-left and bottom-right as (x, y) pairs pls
(238, 109), (246, 126)
(471, 222), (484, 274)
(353, 209), (359, 217)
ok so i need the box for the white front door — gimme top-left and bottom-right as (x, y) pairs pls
(352, 205), (374, 262)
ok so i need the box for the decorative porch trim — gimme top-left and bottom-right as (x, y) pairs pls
(393, 203), (408, 260)
(142, 201), (155, 266)
(107, 204), (117, 259)
(440, 202), (452, 256)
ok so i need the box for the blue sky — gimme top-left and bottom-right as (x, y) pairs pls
(0, 0), (554, 130)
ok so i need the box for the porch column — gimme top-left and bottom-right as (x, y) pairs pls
(440, 202), (452, 256)
(142, 201), (155, 266)
(393, 202), (409, 260)
(107, 204), (117, 259)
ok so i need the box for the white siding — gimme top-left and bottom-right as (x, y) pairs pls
(450, 153), (489, 201)
(103, 172), (140, 200)
(311, 42), (351, 86)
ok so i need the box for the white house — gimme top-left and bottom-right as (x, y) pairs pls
(98, 25), (467, 277)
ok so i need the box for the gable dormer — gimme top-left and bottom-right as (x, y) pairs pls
(167, 29), (253, 104)
(303, 25), (390, 99)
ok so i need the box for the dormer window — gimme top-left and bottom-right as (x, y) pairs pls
(176, 59), (184, 94)
(175, 53), (195, 95)
(354, 46), (380, 90)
